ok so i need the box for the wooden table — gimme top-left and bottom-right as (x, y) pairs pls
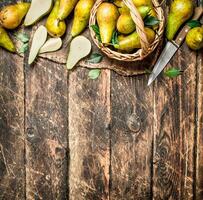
(0, 0), (203, 199)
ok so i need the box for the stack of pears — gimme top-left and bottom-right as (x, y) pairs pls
(46, 0), (95, 38)
(95, 0), (157, 52)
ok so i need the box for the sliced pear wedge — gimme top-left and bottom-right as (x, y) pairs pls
(39, 37), (62, 54)
(24, 0), (53, 26)
(28, 25), (47, 64)
(67, 36), (91, 70)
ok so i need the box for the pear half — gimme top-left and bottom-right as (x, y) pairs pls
(28, 25), (47, 64)
(67, 36), (91, 69)
(24, 0), (53, 26)
(39, 37), (62, 54)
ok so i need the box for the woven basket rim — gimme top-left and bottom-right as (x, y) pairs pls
(89, 0), (165, 62)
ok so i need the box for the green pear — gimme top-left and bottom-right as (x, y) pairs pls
(117, 6), (151, 34)
(166, 0), (194, 41)
(71, 0), (95, 37)
(186, 27), (203, 50)
(57, 0), (79, 20)
(97, 2), (119, 44)
(0, 26), (15, 52)
(114, 27), (155, 52)
(0, 2), (30, 29)
(46, 0), (66, 37)
(133, 0), (157, 23)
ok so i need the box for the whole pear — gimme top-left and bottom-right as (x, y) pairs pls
(114, 28), (155, 52)
(97, 2), (119, 44)
(117, 6), (151, 34)
(117, 13), (136, 34)
(133, 0), (157, 21)
(46, 0), (66, 37)
(0, 2), (30, 29)
(166, 0), (193, 41)
(71, 0), (94, 37)
(0, 26), (15, 52)
(57, 0), (79, 20)
(133, 0), (152, 7)
(186, 27), (203, 50)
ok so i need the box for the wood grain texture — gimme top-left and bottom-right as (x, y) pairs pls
(152, 42), (197, 200)
(196, 50), (203, 200)
(0, 49), (25, 199)
(68, 68), (111, 200)
(110, 74), (154, 199)
(25, 45), (68, 199)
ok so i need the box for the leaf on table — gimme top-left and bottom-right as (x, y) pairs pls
(88, 53), (103, 63)
(88, 69), (101, 79)
(187, 20), (201, 28)
(18, 43), (29, 54)
(144, 16), (160, 26)
(15, 33), (30, 43)
(164, 68), (183, 78)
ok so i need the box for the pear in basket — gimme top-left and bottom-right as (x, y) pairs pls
(117, 6), (151, 34)
(114, 28), (155, 52)
(96, 2), (119, 44)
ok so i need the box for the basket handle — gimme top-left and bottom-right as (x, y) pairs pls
(122, 0), (150, 56)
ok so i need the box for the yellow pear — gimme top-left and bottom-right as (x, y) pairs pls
(0, 2), (30, 29)
(117, 13), (136, 34)
(71, 0), (94, 37)
(46, 0), (66, 37)
(114, 28), (155, 52)
(117, 6), (151, 34)
(166, 0), (193, 40)
(133, 0), (152, 7)
(0, 26), (15, 52)
(57, 0), (79, 20)
(186, 27), (203, 50)
(96, 2), (119, 44)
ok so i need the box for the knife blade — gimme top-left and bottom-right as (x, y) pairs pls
(148, 6), (203, 86)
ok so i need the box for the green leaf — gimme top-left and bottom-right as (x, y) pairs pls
(91, 25), (101, 42)
(164, 68), (183, 78)
(187, 20), (201, 28)
(15, 33), (29, 43)
(18, 43), (29, 54)
(88, 69), (101, 79)
(144, 16), (160, 26)
(111, 31), (119, 45)
(88, 53), (103, 63)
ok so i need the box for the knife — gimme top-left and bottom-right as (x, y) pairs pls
(147, 6), (203, 86)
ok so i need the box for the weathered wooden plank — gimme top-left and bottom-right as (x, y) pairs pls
(25, 54), (68, 199)
(110, 74), (154, 199)
(196, 50), (203, 200)
(0, 49), (25, 199)
(152, 39), (197, 200)
(68, 68), (110, 199)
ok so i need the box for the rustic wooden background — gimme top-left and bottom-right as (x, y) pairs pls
(0, 0), (203, 199)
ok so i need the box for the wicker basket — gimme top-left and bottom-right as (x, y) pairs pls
(89, 0), (165, 62)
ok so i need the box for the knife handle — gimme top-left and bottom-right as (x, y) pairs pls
(175, 6), (203, 46)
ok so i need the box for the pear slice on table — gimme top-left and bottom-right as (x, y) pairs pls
(24, 0), (53, 26)
(28, 25), (47, 64)
(39, 37), (62, 54)
(67, 36), (91, 70)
